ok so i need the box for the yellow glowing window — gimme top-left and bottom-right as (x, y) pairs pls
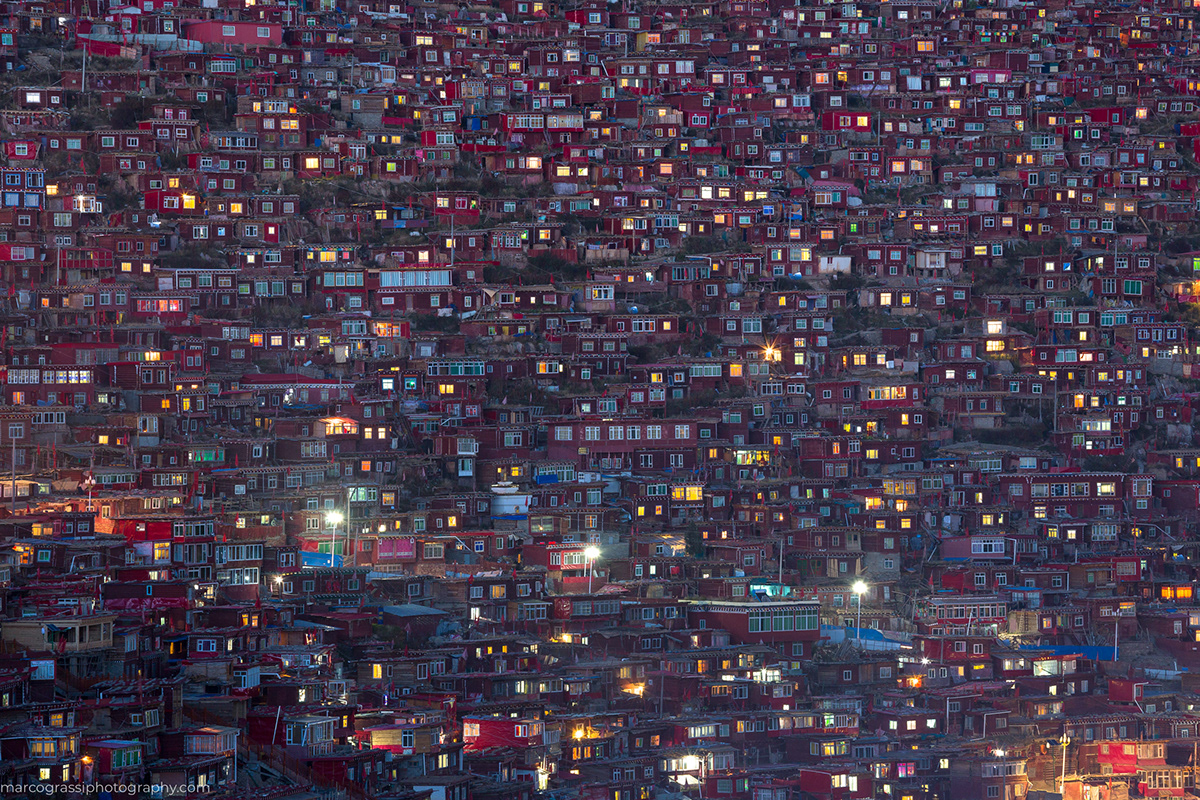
(730, 364), (742, 377)
(438, 384), (455, 395)
(304, 157), (320, 170)
(182, 195), (195, 209)
(230, 202), (243, 214)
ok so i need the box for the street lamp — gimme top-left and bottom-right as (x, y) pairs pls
(1058, 733), (1071, 793)
(852, 581), (868, 646)
(585, 546), (601, 594)
(326, 510), (344, 567)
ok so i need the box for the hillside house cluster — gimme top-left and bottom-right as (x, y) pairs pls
(2, 0), (1200, 798)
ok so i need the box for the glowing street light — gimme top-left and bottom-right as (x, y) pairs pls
(852, 581), (868, 646)
(326, 511), (344, 566)
(585, 546), (601, 593)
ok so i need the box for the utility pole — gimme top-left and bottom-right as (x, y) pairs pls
(778, 535), (784, 587)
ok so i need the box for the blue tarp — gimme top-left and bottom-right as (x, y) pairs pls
(302, 551), (343, 568)
(1015, 644), (1116, 661)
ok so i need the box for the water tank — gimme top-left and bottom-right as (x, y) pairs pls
(490, 482), (532, 516)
